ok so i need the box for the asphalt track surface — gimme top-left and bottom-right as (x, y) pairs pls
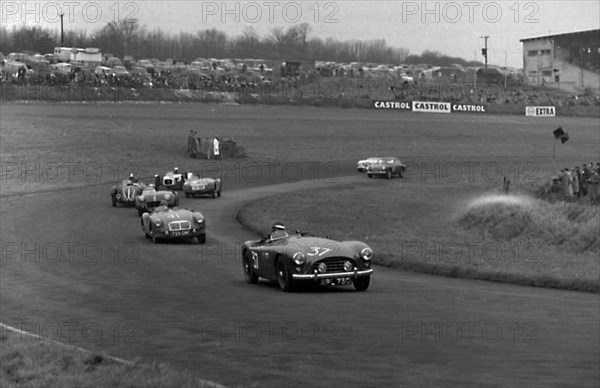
(1, 171), (599, 388)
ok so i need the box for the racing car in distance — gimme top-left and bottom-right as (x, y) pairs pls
(242, 225), (373, 292)
(366, 157), (406, 179)
(134, 185), (179, 216)
(111, 179), (145, 207)
(141, 205), (206, 244)
(161, 168), (186, 190)
(182, 174), (222, 198)
(357, 157), (381, 173)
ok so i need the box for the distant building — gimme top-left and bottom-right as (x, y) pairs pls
(520, 29), (599, 93)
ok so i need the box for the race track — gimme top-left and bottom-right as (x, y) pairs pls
(1, 171), (598, 388)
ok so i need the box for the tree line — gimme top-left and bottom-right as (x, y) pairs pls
(0, 22), (481, 67)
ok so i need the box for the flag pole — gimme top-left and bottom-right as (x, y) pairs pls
(553, 142), (556, 173)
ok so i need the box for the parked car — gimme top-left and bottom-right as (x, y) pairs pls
(366, 157), (406, 179)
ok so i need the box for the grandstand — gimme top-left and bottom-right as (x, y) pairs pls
(520, 29), (600, 93)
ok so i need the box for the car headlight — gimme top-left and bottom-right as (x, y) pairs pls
(194, 214), (204, 223)
(361, 247), (373, 261)
(293, 252), (306, 265)
(138, 195), (145, 202)
(165, 193), (171, 200)
(152, 218), (162, 227)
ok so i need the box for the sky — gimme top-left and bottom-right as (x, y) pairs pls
(1, 0), (599, 68)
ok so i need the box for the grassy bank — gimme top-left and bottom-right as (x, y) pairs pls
(0, 327), (224, 388)
(237, 181), (599, 292)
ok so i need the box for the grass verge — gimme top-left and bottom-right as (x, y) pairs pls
(237, 181), (599, 292)
(0, 325), (226, 388)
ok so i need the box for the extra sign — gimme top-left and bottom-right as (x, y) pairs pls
(526, 106), (556, 117)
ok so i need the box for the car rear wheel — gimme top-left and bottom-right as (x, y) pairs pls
(367, 174), (373, 178)
(197, 234), (206, 244)
(243, 251), (259, 284)
(353, 276), (370, 291)
(276, 260), (294, 292)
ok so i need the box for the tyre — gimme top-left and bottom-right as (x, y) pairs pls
(150, 226), (159, 244)
(367, 174), (373, 178)
(353, 276), (370, 291)
(211, 190), (216, 199)
(197, 234), (206, 244)
(276, 260), (294, 292)
(386, 170), (392, 179)
(111, 197), (117, 207)
(217, 190), (221, 197)
(137, 208), (145, 217)
(243, 251), (259, 284)
(185, 193), (190, 198)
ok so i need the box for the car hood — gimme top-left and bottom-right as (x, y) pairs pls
(150, 209), (201, 222)
(281, 235), (368, 261)
(138, 191), (175, 201)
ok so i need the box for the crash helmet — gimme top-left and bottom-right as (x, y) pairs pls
(129, 173), (135, 179)
(174, 167), (179, 174)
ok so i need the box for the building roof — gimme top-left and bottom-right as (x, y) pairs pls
(520, 29), (599, 42)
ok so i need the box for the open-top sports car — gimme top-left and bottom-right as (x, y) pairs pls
(161, 169), (186, 190)
(182, 174), (222, 198)
(357, 157), (381, 172)
(111, 179), (146, 207)
(242, 224), (373, 292)
(366, 157), (406, 179)
(134, 185), (179, 216)
(141, 206), (206, 244)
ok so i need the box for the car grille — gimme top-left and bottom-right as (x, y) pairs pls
(310, 257), (356, 273)
(164, 179), (173, 185)
(168, 220), (191, 231)
(146, 201), (161, 209)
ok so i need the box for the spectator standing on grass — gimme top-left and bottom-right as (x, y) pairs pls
(589, 169), (600, 202)
(213, 136), (221, 160)
(581, 164), (591, 196)
(561, 168), (573, 197)
(572, 167), (580, 197)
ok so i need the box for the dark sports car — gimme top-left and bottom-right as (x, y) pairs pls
(182, 175), (222, 198)
(242, 227), (373, 292)
(134, 185), (179, 216)
(141, 206), (206, 244)
(111, 180), (146, 207)
(366, 157), (406, 179)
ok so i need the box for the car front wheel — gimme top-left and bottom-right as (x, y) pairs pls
(353, 276), (370, 291)
(243, 252), (259, 284)
(276, 260), (294, 292)
(197, 234), (206, 244)
(386, 170), (392, 179)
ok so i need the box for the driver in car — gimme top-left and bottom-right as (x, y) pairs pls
(268, 222), (288, 241)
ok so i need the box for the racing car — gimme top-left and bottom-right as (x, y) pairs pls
(182, 174), (222, 198)
(141, 205), (206, 244)
(111, 178), (146, 207)
(134, 185), (179, 216)
(242, 223), (373, 292)
(161, 168), (186, 190)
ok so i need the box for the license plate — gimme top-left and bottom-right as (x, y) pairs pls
(321, 277), (351, 286)
(171, 231), (190, 237)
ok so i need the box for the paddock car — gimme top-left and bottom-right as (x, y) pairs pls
(357, 157), (381, 172)
(366, 157), (406, 179)
(242, 228), (373, 292)
(182, 175), (222, 198)
(111, 180), (146, 207)
(141, 206), (206, 244)
(134, 185), (179, 216)
(161, 169), (186, 190)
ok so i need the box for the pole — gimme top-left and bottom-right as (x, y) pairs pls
(553, 142), (556, 173)
(60, 14), (64, 46)
(482, 36), (489, 69)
